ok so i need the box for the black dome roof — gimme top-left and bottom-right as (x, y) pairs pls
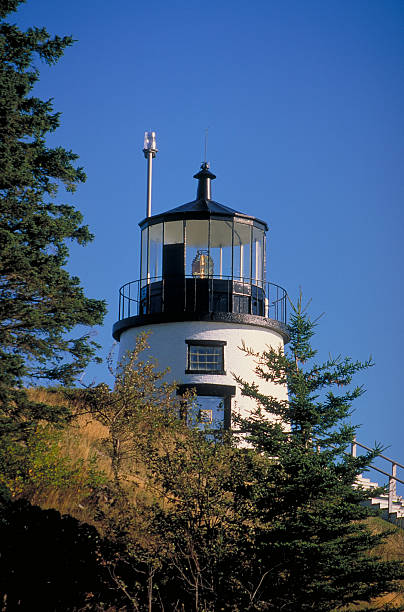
(139, 163), (268, 230)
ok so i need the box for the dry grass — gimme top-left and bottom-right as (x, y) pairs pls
(25, 388), (112, 518)
(25, 388), (155, 521)
(337, 517), (404, 611)
(28, 387), (109, 459)
(340, 585), (404, 611)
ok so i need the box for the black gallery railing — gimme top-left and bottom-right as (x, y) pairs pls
(117, 276), (287, 325)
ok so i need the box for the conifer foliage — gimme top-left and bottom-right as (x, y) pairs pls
(0, 0), (106, 440)
(234, 295), (404, 611)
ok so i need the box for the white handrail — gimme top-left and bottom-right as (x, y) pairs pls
(351, 437), (403, 514)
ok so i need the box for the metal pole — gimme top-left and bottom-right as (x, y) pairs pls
(143, 131), (157, 218)
(219, 247), (223, 278)
(146, 151), (152, 218)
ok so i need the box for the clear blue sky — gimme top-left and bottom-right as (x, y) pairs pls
(12, 1), (404, 473)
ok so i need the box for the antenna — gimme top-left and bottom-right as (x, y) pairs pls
(143, 131), (158, 218)
(204, 128), (208, 163)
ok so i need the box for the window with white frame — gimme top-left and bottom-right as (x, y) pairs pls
(185, 340), (226, 374)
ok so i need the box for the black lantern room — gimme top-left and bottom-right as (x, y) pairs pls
(113, 163), (287, 340)
(139, 163), (268, 316)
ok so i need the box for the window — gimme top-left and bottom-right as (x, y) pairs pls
(185, 340), (226, 374)
(177, 384), (236, 431)
(189, 345), (222, 371)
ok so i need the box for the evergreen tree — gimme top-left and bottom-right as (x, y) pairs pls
(0, 0), (106, 492)
(234, 295), (404, 611)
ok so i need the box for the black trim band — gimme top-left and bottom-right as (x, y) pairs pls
(185, 339), (227, 346)
(185, 369), (226, 375)
(138, 209), (268, 232)
(177, 383), (236, 397)
(112, 311), (289, 342)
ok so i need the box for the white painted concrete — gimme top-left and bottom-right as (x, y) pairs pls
(117, 320), (288, 424)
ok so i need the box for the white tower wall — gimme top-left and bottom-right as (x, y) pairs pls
(117, 320), (288, 424)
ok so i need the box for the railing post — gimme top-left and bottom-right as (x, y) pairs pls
(267, 283), (270, 318)
(388, 465), (397, 514)
(284, 287), (286, 323)
(389, 477), (394, 514)
(275, 285), (278, 320)
(391, 463), (397, 499)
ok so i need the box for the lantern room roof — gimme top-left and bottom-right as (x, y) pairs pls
(138, 163), (268, 231)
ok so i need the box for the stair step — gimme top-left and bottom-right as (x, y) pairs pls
(363, 498), (404, 517)
(355, 475), (380, 489)
(381, 508), (404, 519)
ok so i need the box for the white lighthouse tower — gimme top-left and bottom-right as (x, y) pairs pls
(112, 134), (289, 429)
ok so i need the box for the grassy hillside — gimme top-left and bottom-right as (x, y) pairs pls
(16, 389), (404, 611)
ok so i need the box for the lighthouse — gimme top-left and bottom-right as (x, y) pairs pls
(112, 133), (289, 429)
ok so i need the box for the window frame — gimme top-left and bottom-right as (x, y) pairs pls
(185, 339), (226, 375)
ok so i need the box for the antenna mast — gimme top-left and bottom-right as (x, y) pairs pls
(204, 128), (208, 163)
(143, 131), (158, 218)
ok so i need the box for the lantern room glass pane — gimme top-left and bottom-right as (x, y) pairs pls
(252, 226), (264, 286)
(210, 220), (232, 279)
(233, 222), (251, 282)
(164, 220), (183, 245)
(141, 227), (148, 287)
(148, 223), (163, 280)
(185, 220), (210, 277)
